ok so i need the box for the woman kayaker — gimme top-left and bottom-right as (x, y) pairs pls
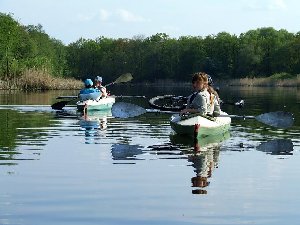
(206, 75), (221, 117)
(94, 76), (108, 97)
(180, 72), (210, 115)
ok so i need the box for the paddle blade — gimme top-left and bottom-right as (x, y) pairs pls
(112, 102), (146, 118)
(255, 111), (294, 129)
(51, 100), (70, 110)
(114, 73), (133, 84)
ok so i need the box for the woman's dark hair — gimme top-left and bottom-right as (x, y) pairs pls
(192, 72), (208, 84)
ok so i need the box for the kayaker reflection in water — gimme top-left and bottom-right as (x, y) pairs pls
(80, 115), (108, 144)
(181, 72), (220, 117)
(94, 76), (108, 97)
(189, 146), (220, 194)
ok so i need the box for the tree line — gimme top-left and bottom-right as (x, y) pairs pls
(1, 12), (300, 84)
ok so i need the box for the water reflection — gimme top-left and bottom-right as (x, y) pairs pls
(257, 139), (294, 155)
(147, 143), (183, 159)
(0, 89), (299, 225)
(170, 131), (230, 152)
(0, 109), (54, 164)
(180, 133), (228, 195)
(55, 109), (112, 144)
(189, 148), (219, 195)
(148, 132), (230, 194)
(111, 144), (144, 163)
(78, 110), (111, 144)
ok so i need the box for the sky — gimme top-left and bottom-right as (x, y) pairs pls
(1, 0), (300, 44)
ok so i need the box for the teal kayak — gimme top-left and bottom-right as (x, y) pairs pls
(77, 96), (115, 112)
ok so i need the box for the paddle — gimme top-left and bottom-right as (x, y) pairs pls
(51, 73), (133, 110)
(148, 95), (244, 112)
(218, 111), (294, 129)
(56, 95), (146, 99)
(111, 102), (294, 129)
(105, 73), (133, 87)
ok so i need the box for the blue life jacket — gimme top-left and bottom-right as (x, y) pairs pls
(79, 88), (101, 100)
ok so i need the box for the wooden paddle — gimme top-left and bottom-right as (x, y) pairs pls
(111, 102), (294, 129)
(51, 73), (133, 110)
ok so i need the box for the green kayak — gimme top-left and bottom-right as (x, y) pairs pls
(170, 112), (231, 138)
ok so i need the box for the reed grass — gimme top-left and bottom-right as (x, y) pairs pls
(1, 70), (299, 90)
(226, 74), (300, 87)
(0, 69), (83, 90)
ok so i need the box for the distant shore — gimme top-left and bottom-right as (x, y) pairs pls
(134, 76), (300, 88)
(0, 71), (299, 90)
(223, 76), (300, 87)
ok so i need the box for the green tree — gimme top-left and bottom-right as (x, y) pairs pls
(0, 13), (35, 79)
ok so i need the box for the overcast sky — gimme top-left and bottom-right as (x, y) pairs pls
(1, 0), (299, 44)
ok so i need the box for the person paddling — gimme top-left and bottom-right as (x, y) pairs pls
(206, 74), (221, 117)
(180, 72), (210, 115)
(94, 76), (108, 97)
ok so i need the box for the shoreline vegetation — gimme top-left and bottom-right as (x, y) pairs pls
(223, 73), (300, 87)
(0, 70), (83, 90)
(225, 75), (300, 87)
(141, 73), (300, 88)
(1, 13), (300, 90)
(0, 71), (299, 90)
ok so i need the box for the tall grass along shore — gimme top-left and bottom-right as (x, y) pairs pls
(226, 73), (300, 87)
(0, 71), (299, 90)
(0, 69), (83, 90)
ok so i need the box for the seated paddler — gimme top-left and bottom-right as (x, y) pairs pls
(180, 72), (210, 116)
(94, 76), (108, 97)
(79, 79), (101, 101)
(206, 74), (221, 117)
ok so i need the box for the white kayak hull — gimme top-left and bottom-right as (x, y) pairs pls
(170, 112), (231, 138)
(77, 96), (115, 112)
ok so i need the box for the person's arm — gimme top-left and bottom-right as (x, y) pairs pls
(181, 94), (207, 115)
(193, 94), (208, 114)
(97, 85), (107, 97)
(213, 96), (221, 117)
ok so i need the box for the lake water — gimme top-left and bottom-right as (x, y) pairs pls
(0, 86), (299, 225)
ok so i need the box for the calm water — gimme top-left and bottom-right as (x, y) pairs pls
(0, 86), (299, 225)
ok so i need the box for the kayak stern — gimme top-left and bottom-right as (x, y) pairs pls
(170, 112), (231, 138)
(77, 96), (115, 112)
